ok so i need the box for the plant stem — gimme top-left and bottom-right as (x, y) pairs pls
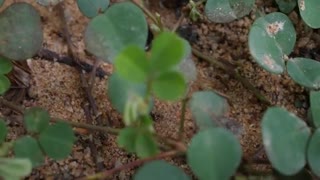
(0, 98), (120, 135)
(130, 0), (159, 26)
(178, 97), (189, 140)
(82, 150), (179, 180)
(191, 48), (271, 105)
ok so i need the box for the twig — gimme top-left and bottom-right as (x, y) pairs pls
(0, 97), (120, 135)
(178, 97), (189, 140)
(81, 150), (180, 180)
(35, 48), (109, 78)
(192, 48), (271, 105)
(172, 14), (184, 32)
(130, 0), (159, 27)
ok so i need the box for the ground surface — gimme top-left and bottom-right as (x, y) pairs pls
(1, 0), (320, 179)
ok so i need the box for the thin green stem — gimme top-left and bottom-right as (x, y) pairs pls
(130, 0), (158, 25)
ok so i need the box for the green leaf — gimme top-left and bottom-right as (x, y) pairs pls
(77, 0), (109, 18)
(85, 2), (148, 63)
(0, 3), (43, 60)
(248, 12), (296, 74)
(0, 119), (7, 144)
(0, 158), (32, 179)
(114, 45), (149, 82)
(189, 91), (229, 129)
(307, 129), (320, 177)
(287, 58), (320, 90)
(298, 0), (320, 28)
(177, 39), (197, 83)
(310, 91), (320, 127)
(0, 142), (13, 157)
(24, 107), (50, 133)
(261, 107), (311, 175)
(187, 128), (242, 180)
(134, 160), (190, 180)
(117, 127), (139, 153)
(0, 57), (12, 74)
(0, 0), (4, 8)
(39, 122), (76, 160)
(135, 132), (158, 158)
(205, 0), (255, 23)
(107, 73), (147, 113)
(275, 0), (297, 13)
(0, 75), (10, 95)
(13, 136), (44, 167)
(150, 32), (184, 72)
(152, 71), (186, 101)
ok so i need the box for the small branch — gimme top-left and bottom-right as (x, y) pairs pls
(192, 48), (271, 105)
(130, 0), (158, 25)
(82, 150), (179, 180)
(178, 97), (188, 140)
(172, 14), (184, 32)
(35, 48), (109, 78)
(0, 97), (120, 135)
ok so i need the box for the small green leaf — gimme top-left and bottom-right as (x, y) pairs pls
(0, 57), (12, 74)
(275, 0), (297, 13)
(205, 0), (255, 23)
(310, 91), (320, 127)
(0, 158), (32, 179)
(298, 0), (320, 28)
(114, 45), (149, 82)
(262, 107), (311, 175)
(117, 127), (139, 153)
(150, 32), (184, 72)
(85, 2), (148, 63)
(0, 119), (7, 144)
(307, 129), (320, 177)
(177, 39), (197, 83)
(24, 107), (50, 133)
(152, 71), (186, 101)
(0, 142), (13, 157)
(77, 0), (110, 18)
(287, 58), (320, 89)
(0, 3), (43, 60)
(189, 91), (229, 129)
(14, 136), (44, 167)
(0, 75), (10, 95)
(249, 12), (296, 74)
(135, 132), (158, 158)
(134, 160), (190, 180)
(187, 128), (242, 180)
(39, 122), (76, 160)
(107, 73), (147, 113)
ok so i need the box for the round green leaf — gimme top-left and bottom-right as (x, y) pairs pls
(0, 3), (43, 60)
(0, 75), (10, 95)
(275, 0), (297, 13)
(85, 2), (148, 63)
(287, 58), (320, 89)
(0, 57), (12, 74)
(135, 132), (158, 158)
(177, 39), (197, 83)
(0, 119), (7, 144)
(150, 32), (184, 72)
(261, 107), (311, 175)
(298, 0), (320, 28)
(152, 71), (186, 101)
(310, 91), (320, 127)
(205, 0), (255, 23)
(134, 160), (190, 180)
(0, 158), (32, 179)
(187, 128), (242, 180)
(77, 0), (109, 18)
(249, 12), (296, 74)
(24, 107), (50, 134)
(117, 127), (139, 153)
(307, 129), (320, 177)
(114, 45), (149, 82)
(107, 73), (147, 113)
(39, 122), (75, 160)
(13, 136), (44, 167)
(189, 91), (229, 129)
